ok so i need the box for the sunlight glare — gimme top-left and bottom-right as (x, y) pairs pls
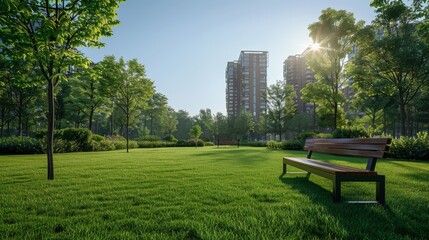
(311, 43), (320, 51)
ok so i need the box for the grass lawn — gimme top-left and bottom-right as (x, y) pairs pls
(1, 147), (428, 239)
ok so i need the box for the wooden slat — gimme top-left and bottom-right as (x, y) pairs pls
(304, 138), (391, 158)
(283, 157), (377, 175)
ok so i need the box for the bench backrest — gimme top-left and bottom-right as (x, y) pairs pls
(304, 138), (391, 171)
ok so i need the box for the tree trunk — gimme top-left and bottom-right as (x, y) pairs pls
(126, 109), (129, 153)
(333, 102), (338, 130)
(88, 106), (94, 131)
(47, 79), (55, 180)
(399, 92), (407, 137)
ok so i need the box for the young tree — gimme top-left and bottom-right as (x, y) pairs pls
(305, 8), (363, 130)
(114, 58), (154, 152)
(189, 124), (202, 148)
(0, 0), (123, 179)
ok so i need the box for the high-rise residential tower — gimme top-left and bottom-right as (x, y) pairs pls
(283, 48), (316, 113)
(226, 51), (268, 121)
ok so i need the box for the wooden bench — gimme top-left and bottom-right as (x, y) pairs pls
(217, 139), (240, 148)
(282, 138), (391, 204)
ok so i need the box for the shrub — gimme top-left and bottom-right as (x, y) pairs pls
(315, 133), (333, 139)
(297, 132), (316, 143)
(204, 141), (215, 146)
(332, 127), (369, 138)
(389, 132), (429, 160)
(92, 140), (115, 151)
(188, 139), (204, 147)
(0, 137), (44, 154)
(92, 134), (105, 142)
(163, 134), (178, 142)
(241, 141), (267, 147)
(282, 140), (304, 150)
(137, 135), (162, 142)
(267, 140), (282, 150)
(138, 141), (177, 148)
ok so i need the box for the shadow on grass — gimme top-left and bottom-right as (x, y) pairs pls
(278, 173), (428, 239)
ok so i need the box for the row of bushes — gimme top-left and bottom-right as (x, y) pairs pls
(267, 130), (429, 161)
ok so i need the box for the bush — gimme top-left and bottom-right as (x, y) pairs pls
(315, 133), (333, 139)
(267, 140), (282, 150)
(332, 127), (369, 138)
(0, 137), (44, 154)
(297, 132), (316, 143)
(34, 128), (93, 153)
(163, 134), (178, 142)
(138, 141), (177, 148)
(188, 139), (204, 147)
(282, 140), (304, 150)
(204, 141), (215, 146)
(389, 132), (429, 160)
(137, 135), (162, 142)
(241, 141), (267, 147)
(92, 140), (115, 151)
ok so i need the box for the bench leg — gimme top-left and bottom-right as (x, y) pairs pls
(376, 176), (385, 205)
(282, 162), (287, 174)
(333, 178), (341, 203)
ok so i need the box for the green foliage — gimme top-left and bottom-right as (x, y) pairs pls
(267, 140), (283, 150)
(35, 128), (93, 153)
(315, 133), (333, 139)
(332, 127), (369, 138)
(188, 139), (205, 147)
(389, 132), (429, 160)
(297, 132), (317, 142)
(138, 135), (162, 142)
(137, 141), (176, 148)
(281, 140), (304, 150)
(204, 141), (215, 146)
(91, 134), (115, 152)
(241, 141), (267, 147)
(163, 134), (178, 142)
(0, 137), (44, 154)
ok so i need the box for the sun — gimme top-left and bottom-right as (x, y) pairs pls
(310, 43), (320, 51)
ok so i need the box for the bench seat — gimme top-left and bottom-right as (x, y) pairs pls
(281, 138), (391, 204)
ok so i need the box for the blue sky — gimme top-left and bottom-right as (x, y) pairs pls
(81, 0), (376, 116)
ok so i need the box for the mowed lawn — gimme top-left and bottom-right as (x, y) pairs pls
(1, 147), (428, 239)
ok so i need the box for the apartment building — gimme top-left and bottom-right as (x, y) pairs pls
(226, 51), (268, 121)
(283, 49), (316, 113)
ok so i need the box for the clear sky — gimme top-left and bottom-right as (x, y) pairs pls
(81, 0), (376, 116)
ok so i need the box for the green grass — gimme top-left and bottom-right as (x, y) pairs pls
(1, 147), (428, 239)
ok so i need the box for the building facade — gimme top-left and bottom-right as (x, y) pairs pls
(283, 49), (316, 114)
(226, 51), (268, 121)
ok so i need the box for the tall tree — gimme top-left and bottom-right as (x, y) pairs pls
(306, 8), (363, 130)
(175, 110), (193, 140)
(0, 0), (123, 179)
(265, 80), (296, 141)
(161, 106), (178, 136)
(348, 1), (429, 136)
(114, 58), (154, 152)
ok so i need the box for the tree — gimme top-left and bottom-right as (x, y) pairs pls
(196, 108), (215, 141)
(175, 110), (193, 140)
(349, 1), (429, 136)
(189, 124), (202, 148)
(0, 0), (123, 179)
(161, 106), (178, 136)
(233, 111), (255, 141)
(265, 80), (296, 141)
(114, 58), (154, 152)
(306, 8), (363, 130)
(144, 92), (167, 136)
